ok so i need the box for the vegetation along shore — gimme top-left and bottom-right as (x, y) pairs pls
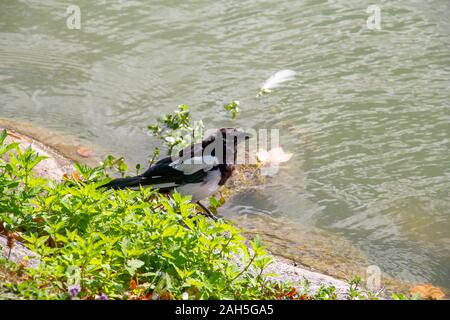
(0, 108), (445, 300)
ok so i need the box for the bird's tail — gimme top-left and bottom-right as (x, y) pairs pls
(101, 176), (143, 190)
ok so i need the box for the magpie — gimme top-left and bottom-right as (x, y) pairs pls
(101, 128), (251, 220)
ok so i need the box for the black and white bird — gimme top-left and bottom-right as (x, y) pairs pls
(101, 128), (251, 220)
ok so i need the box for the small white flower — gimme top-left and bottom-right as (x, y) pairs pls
(165, 136), (176, 144)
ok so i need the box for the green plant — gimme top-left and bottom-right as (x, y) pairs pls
(0, 131), (47, 237)
(314, 285), (337, 300)
(224, 101), (239, 120)
(0, 130), (288, 299)
(392, 293), (411, 300)
(347, 276), (365, 300)
(147, 105), (204, 156)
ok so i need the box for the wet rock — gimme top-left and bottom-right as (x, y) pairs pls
(266, 256), (350, 299)
(0, 236), (39, 269)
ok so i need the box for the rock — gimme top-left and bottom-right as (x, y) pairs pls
(1, 127), (73, 181)
(267, 256), (350, 299)
(0, 118), (107, 167)
(0, 236), (39, 269)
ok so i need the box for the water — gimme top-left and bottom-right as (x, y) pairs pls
(1, 0), (449, 290)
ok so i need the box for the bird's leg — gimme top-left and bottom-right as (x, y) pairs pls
(196, 201), (218, 221)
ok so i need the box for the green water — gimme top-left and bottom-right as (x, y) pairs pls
(1, 1), (449, 289)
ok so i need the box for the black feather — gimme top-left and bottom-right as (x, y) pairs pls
(101, 154), (210, 190)
(101, 176), (143, 189)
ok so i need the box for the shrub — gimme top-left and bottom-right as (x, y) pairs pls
(0, 129), (283, 299)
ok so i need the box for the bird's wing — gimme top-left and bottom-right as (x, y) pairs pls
(141, 155), (219, 186)
(169, 155), (219, 175)
(102, 139), (220, 191)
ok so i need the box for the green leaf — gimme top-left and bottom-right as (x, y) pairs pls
(209, 196), (219, 208)
(0, 129), (7, 144)
(224, 101), (240, 119)
(162, 225), (178, 238)
(126, 259), (145, 275)
(162, 252), (175, 260)
(186, 278), (204, 289)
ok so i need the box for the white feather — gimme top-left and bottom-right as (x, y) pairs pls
(261, 69), (297, 91)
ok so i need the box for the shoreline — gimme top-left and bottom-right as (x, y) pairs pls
(0, 124), (358, 299)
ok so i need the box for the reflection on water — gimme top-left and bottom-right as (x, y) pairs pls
(1, 0), (449, 289)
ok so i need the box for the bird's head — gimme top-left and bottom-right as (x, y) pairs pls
(203, 128), (252, 165)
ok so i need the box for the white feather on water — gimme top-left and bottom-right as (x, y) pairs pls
(260, 69), (297, 92)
